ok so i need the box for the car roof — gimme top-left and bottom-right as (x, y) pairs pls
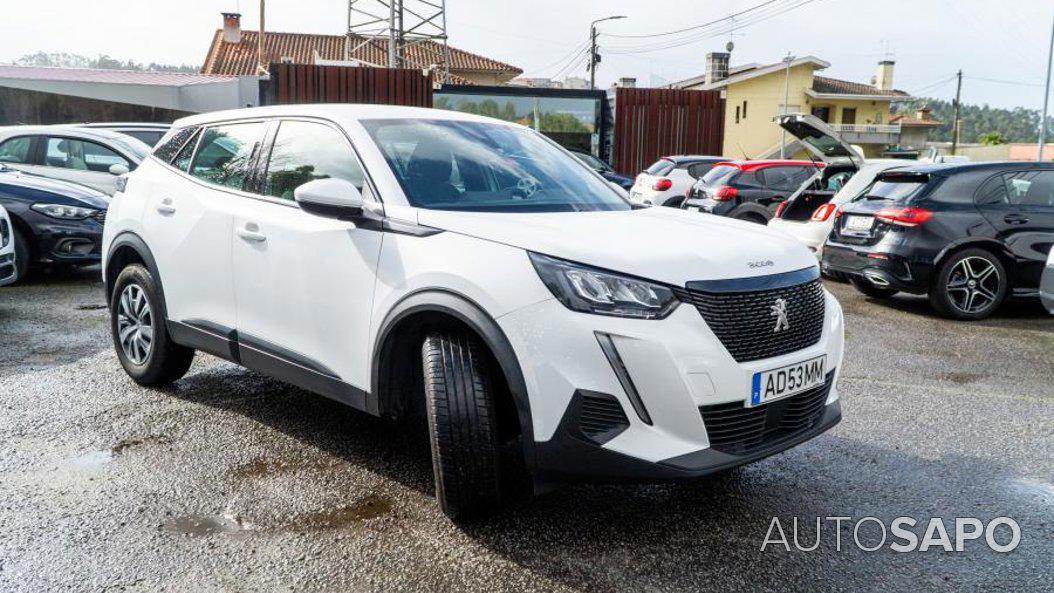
(0, 124), (138, 143)
(878, 160), (1054, 176)
(660, 155), (725, 164)
(715, 159), (823, 172)
(172, 104), (518, 129)
(80, 122), (171, 130)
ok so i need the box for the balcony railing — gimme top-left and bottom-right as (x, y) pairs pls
(830, 123), (902, 134)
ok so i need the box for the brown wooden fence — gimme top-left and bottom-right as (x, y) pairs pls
(263, 63), (434, 107)
(612, 87), (725, 176)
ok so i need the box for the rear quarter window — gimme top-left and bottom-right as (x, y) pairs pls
(701, 165), (738, 186)
(645, 159), (675, 176)
(153, 126), (200, 163)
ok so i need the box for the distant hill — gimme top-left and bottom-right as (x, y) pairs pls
(14, 52), (199, 74)
(894, 98), (1053, 144)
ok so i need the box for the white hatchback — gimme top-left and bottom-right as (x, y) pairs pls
(628, 156), (724, 207)
(103, 105), (844, 519)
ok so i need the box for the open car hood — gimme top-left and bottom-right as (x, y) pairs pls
(777, 113), (863, 168)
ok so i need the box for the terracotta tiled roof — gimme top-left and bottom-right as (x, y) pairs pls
(811, 75), (909, 97)
(889, 114), (942, 126)
(202, 30), (522, 80)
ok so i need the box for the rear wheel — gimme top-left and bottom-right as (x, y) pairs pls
(929, 248), (1007, 320)
(849, 275), (898, 299)
(734, 212), (768, 225)
(110, 264), (194, 385)
(422, 331), (502, 520)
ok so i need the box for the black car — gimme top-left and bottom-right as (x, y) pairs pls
(823, 161), (1054, 320)
(0, 164), (109, 283)
(570, 151), (635, 189)
(683, 159), (836, 224)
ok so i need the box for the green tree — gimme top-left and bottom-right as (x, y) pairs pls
(977, 131), (1007, 145)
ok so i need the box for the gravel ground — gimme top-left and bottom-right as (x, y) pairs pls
(0, 267), (1051, 592)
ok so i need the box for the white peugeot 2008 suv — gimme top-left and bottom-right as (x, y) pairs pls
(102, 105), (845, 519)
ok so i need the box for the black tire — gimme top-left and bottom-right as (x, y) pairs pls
(110, 264), (194, 385)
(422, 331), (502, 520)
(849, 275), (899, 299)
(662, 196), (686, 208)
(734, 212), (768, 225)
(928, 248), (1007, 320)
(11, 227), (31, 284)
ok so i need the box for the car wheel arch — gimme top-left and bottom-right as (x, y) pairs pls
(728, 203), (772, 223)
(105, 232), (168, 319)
(371, 288), (535, 469)
(933, 238), (1018, 288)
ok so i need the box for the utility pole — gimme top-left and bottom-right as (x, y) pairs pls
(780, 53), (794, 158)
(588, 15), (626, 90)
(1039, 14), (1053, 161)
(257, 0), (267, 76)
(951, 69), (963, 156)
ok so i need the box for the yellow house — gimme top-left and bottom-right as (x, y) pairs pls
(672, 55), (911, 159)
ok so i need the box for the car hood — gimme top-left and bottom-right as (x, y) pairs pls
(417, 206), (818, 285)
(0, 168), (109, 209)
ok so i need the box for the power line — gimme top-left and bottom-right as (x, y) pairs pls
(966, 76), (1044, 88)
(602, 0), (780, 39)
(521, 39), (590, 77)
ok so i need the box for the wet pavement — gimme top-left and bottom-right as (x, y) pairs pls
(0, 267), (1051, 592)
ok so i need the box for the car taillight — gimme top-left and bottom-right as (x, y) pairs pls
(811, 203), (838, 222)
(713, 185), (738, 201)
(652, 178), (673, 191)
(874, 206), (933, 227)
(774, 201), (788, 218)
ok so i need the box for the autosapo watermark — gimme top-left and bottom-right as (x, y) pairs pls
(761, 516), (1021, 553)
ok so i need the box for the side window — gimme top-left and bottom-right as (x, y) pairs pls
(190, 123), (266, 190)
(153, 126), (199, 163)
(45, 137), (129, 172)
(1009, 170), (1054, 208)
(172, 129), (201, 172)
(263, 120), (365, 200)
(0, 137), (35, 164)
(687, 162), (714, 179)
(975, 174), (1009, 206)
(763, 167), (801, 191)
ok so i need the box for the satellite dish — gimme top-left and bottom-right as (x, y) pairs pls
(726, 41), (734, 52)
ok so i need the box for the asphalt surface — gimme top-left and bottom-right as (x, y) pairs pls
(0, 267), (1051, 593)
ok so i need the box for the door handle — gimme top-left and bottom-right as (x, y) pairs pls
(1004, 213), (1029, 225)
(156, 198), (176, 215)
(237, 224), (267, 243)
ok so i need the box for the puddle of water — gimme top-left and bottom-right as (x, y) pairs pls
(1008, 478), (1054, 506)
(76, 304), (108, 311)
(229, 457), (342, 479)
(938, 372), (985, 385)
(296, 495), (393, 529)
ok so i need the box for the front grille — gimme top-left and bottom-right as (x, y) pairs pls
(577, 391), (630, 443)
(675, 274), (825, 363)
(699, 372), (834, 455)
(0, 217), (8, 248)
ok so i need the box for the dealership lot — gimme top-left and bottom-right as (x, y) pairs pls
(0, 268), (1051, 593)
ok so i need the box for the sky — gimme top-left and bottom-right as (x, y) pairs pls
(1, 0), (1052, 110)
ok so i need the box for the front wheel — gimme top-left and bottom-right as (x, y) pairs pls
(929, 248), (1007, 320)
(110, 264), (195, 385)
(422, 331), (502, 520)
(11, 227), (31, 283)
(849, 275), (899, 299)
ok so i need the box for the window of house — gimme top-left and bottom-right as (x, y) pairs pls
(742, 101), (747, 119)
(44, 137), (130, 172)
(190, 122), (266, 190)
(842, 108), (856, 125)
(263, 120), (366, 200)
(735, 105), (740, 124)
(0, 137), (35, 164)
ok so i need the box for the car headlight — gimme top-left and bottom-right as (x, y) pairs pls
(31, 203), (96, 220)
(529, 252), (679, 319)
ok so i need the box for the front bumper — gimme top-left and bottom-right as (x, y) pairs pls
(30, 219), (104, 265)
(498, 289), (845, 484)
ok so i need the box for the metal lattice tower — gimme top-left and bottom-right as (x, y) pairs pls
(347, 0), (452, 82)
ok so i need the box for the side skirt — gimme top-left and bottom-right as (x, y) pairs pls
(168, 320), (377, 415)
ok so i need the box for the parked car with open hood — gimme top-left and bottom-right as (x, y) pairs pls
(0, 163), (109, 283)
(0, 203), (15, 286)
(0, 126), (149, 195)
(823, 161), (1054, 320)
(628, 155), (725, 207)
(103, 104), (845, 519)
(571, 151), (634, 190)
(79, 122), (172, 147)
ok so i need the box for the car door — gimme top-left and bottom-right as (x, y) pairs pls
(38, 136), (131, 194)
(975, 170), (1054, 290)
(141, 122), (264, 337)
(231, 118), (383, 398)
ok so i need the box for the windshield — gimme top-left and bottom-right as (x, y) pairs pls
(700, 164), (739, 187)
(645, 159), (675, 176)
(362, 119), (630, 212)
(573, 151), (611, 172)
(108, 135), (151, 162)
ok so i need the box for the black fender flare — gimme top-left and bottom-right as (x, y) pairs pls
(105, 231), (167, 318)
(371, 289), (536, 469)
(727, 202), (773, 222)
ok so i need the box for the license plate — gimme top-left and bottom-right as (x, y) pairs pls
(844, 215), (874, 233)
(686, 205), (700, 212)
(750, 355), (827, 406)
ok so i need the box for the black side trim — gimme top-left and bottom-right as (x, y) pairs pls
(371, 289), (535, 469)
(238, 331), (340, 379)
(170, 320), (237, 360)
(594, 332), (652, 425)
(105, 232), (166, 317)
(685, 266), (820, 293)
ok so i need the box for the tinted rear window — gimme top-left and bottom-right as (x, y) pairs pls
(861, 174), (931, 203)
(701, 165), (739, 186)
(645, 159), (675, 176)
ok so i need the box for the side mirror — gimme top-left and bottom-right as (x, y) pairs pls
(109, 163), (130, 176)
(294, 178), (364, 221)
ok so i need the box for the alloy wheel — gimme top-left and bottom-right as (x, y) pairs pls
(946, 256), (1000, 315)
(117, 284), (153, 365)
